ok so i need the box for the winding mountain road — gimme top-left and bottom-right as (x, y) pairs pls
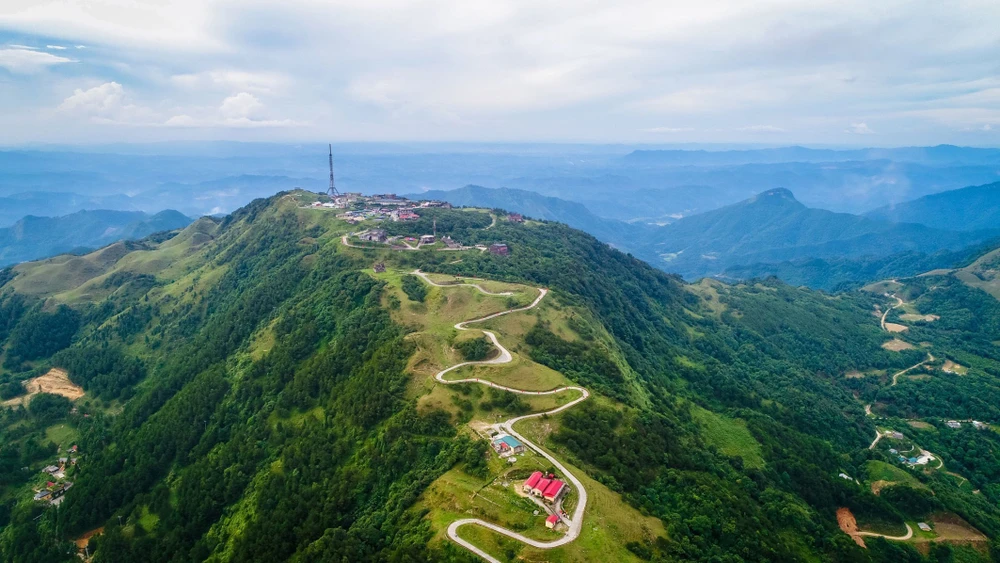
(858, 523), (914, 541)
(413, 270), (590, 562)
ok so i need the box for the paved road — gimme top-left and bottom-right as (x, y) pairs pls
(416, 271), (590, 562)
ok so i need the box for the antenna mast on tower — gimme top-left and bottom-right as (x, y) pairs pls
(327, 144), (340, 197)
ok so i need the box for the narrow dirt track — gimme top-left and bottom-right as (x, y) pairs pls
(414, 270), (590, 562)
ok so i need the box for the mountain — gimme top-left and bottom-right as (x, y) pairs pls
(0, 209), (192, 267)
(865, 181), (1000, 231)
(624, 144), (1000, 166)
(1, 190), (999, 562)
(403, 184), (649, 248)
(640, 188), (998, 279)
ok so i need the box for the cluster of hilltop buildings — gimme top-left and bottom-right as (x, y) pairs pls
(309, 193), (452, 224)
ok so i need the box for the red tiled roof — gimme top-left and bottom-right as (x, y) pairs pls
(534, 478), (552, 493)
(546, 514), (559, 523)
(524, 471), (543, 489)
(542, 479), (565, 499)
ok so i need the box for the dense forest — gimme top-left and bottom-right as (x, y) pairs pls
(0, 192), (998, 562)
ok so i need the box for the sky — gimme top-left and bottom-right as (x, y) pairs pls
(0, 0), (999, 146)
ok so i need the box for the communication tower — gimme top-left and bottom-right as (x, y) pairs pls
(327, 144), (340, 197)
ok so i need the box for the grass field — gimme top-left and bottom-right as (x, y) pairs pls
(692, 407), (765, 470)
(865, 461), (927, 491)
(44, 423), (79, 450)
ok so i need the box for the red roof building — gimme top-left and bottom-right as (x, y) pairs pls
(542, 479), (566, 502)
(531, 478), (552, 497)
(523, 471), (543, 493)
(545, 513), (560, 529)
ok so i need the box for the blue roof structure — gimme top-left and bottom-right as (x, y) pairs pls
(498, 436), (523, 448)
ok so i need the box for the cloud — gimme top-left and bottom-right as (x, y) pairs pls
(0, 47), (73, 73)
(165, 92), (304, 128)
(642, 127), (695, 133)
(737, 125), (787, 133)
(58, 82), (159, 124)
(846, 122), (875, 135)
(170, 70), (289, 94)
(46, 45), (67, 50)
(5, 0), (1000, 142)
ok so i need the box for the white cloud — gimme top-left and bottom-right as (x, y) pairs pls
(58, 82), (159, 124)
(846, 122), (875, 135)
(46, 45), (67, 50)
(219, 92), (264, 119)
(0, 48), (73, 73)
(5, 0), (1000, 142)
(170, 70), (289, 94)
(738, 125), (787, 133)
(165, 92), (304, 128)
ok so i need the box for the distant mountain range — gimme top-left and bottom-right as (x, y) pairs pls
(0, 209), (191, 267)
(637, 188), (998, 279)
(865, 181), (1000, 231)
(404, 185), (651, 250)
(624, 144), (1000, 166)
(417, 183), (1000, 285)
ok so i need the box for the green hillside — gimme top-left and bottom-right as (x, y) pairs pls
(0, 190), (997, 562)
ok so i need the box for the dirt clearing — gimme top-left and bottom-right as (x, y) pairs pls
(882, 339), (915, 352)
(2, 368), (84, 406)
(941, 360), (968, 375)
(884, 322), (909, 333)
(900, 313), (939, 322)
(837, 507), (866, 548)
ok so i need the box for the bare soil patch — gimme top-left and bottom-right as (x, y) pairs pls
(884, 322), (909, 333)
(928, 513), (987, 542)
(908, 420), (933, 430)
(75, 526), (104, 551)
(900, 313), (939, 322)
(837, 507), (866, 548)
(845, 370), (864, 379)
(882, 339), (915, 352)
(3, 368), (84, 406)
(941, 360), (968, 375)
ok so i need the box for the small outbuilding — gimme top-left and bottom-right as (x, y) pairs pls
(545, 514), (560, 529)
(359, 229), (387, 243)
(918, 522), (932, 532)
(373, 263), (386, 273)
(523, 471), (544, 493)
(420, 235), (436, 245)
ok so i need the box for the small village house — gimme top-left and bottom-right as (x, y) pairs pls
(492, 435), (525, 457)
(507, 213), (524, 223)
(420, 235), (436, 245)
(488, 243), (509, 256)
(373, 263), (386, 273)
(545, 514), (560, 529)
(946, 420), (961, 429)
(359, 229), (387, 243)
(918, 523), (932, 532)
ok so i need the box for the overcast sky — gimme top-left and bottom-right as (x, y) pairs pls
(1, 0), (998, 146)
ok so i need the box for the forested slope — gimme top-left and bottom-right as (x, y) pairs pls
(0, 191), (996, 562)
